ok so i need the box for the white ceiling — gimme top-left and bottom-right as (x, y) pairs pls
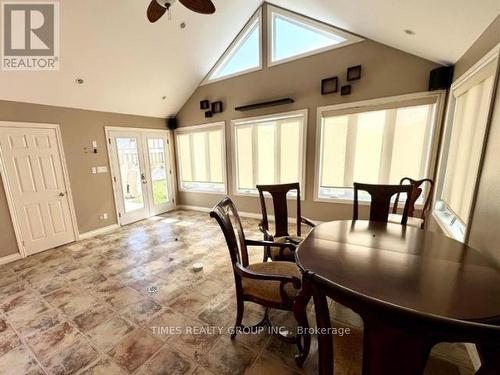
(0, 0), (498, 118)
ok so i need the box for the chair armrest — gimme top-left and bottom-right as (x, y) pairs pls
(258, 222), (273, 240)
(234, 263), (301, 290)
(301, 216), (317, 228)
(245, 239), (296, 250)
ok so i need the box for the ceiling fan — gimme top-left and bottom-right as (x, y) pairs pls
(147, 0), (216, 22)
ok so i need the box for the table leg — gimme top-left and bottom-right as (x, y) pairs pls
(311, 283), (334, 375)
(293, 278), (312, 367)
(362, 316), (434, 375)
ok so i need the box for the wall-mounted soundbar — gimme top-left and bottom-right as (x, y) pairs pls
(235, 98), (294, 111)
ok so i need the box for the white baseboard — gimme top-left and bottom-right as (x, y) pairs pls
(465, 343), (482, 371)
(78, 224), (120, 240)
(0, 253), (22, 265)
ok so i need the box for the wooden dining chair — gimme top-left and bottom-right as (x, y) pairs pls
(209, 197), (311, 359)
(353, 182), (413, 224)
(390, 177), (434, 229)
(257, 183), (316, 262)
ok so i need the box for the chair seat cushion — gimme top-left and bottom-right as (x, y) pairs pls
(241, 261), (301, 304)
(388, 214), (424, 228)
(270, 236), (303, 260)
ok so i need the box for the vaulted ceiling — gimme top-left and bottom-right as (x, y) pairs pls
(0, 0), (498, 118)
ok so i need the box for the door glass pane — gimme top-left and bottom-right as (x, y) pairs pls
(116, 138), (144, 213)
(148, 138), (169, 206)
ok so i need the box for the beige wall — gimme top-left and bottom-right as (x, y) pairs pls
(459, 17), (500, 264)
(176, 9), (440, 220)
(453, 15), (500, 80)
(0, 100), (166, 257)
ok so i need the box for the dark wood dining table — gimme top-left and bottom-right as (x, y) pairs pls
(294, 220), (500, 375)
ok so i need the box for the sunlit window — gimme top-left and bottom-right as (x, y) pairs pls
(317, 96), (438, 201)
(435, 57), (497, 241)
(205, 10), (261, 83)
(175, 123), (226, 193)
(268, 5), (363, 65)
(232, 110), (307, 195)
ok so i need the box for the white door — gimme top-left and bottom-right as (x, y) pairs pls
(0, 126), (77, 256)
(108, 129), (175, 225)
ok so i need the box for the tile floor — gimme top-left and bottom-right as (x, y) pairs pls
(0, 210), (475, 374)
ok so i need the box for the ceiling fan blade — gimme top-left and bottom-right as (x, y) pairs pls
(147, 0), (167, 22)
(179, 0), (216, 14)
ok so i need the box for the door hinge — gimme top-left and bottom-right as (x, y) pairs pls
(167, 139), (169, 144)
(118, 212), (122, 218)
(113, 176), (117, 183)
(108, 138), (111, 144)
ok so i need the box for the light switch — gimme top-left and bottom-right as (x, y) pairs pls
(97, 166), (108, 173)
(92, 141), (97, 148)
(91, 167), (97, 174)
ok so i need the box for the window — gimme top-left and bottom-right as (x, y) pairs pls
(267, 5), (363, 66)
(232, 110), (307, 195)
(204, 10), (262, 83)
(175, 122), (226, 193)
(316, 94), (441, 202)
(434, 54), (498, 241)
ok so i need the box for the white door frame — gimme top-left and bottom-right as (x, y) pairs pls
(0, 121), (79, 258)
(105, 126), (176, 226)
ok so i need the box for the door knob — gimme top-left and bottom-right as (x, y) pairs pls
(59, 192), (65, 197)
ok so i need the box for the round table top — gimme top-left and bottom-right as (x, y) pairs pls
(296, 220), (500, 321)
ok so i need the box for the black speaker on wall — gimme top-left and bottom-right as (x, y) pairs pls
(429, 66), (454, 91)
(166, 116), (178, 130)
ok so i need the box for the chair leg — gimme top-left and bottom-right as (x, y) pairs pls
(263, 246), (270, 262)
(232, 298), (245, 339)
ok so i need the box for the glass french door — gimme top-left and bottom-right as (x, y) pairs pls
(108, 129), (175, 225)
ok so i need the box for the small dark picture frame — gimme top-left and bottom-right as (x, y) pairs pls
(347, 65), (362, 81)
(205, 111), (213, 118)
(341, 85), (351, 96)
(211, 101), (223, 114)
(200, 100), (210, 110)
(321, 77), (338, 95)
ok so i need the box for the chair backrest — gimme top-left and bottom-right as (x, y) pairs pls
(256, 183), (301, 237)
(209, 197), (249, 267)
(392, 177), (434, 219)
(353, 183), (413, 224)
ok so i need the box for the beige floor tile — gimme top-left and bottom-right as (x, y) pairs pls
(122, 298), (163, 326)
(87, 317), (135, 352)
(199, 335), (257, 375)
(27, 321), (79, 361)
(79, 356), (128, 375)
(71, 304), (116, 332)
(108, 328), (163, 373)
(137, 345), (195, 374)
(0, 345), (42, 375)
(43, 337), (98, 375)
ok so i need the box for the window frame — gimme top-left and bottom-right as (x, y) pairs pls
(201, 8), (263, 85)
(230, 109), (308, 199)
(174, 121), (227, 195)
(433, 45), (500, 242)
(314, 91), (446, 205)
(266, 5), (364, 67)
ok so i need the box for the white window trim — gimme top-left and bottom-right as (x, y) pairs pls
(201, 8), (263, 85)
(314, 90), (446, 205)
(432, 43), (500, 242)
(266, 5), (364, 67)
(230, 109), (308, 199)
(174, 121), (228, 195)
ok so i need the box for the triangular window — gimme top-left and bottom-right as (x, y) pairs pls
(268, 6), (363, 65)
(204, 10), (262, 83)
